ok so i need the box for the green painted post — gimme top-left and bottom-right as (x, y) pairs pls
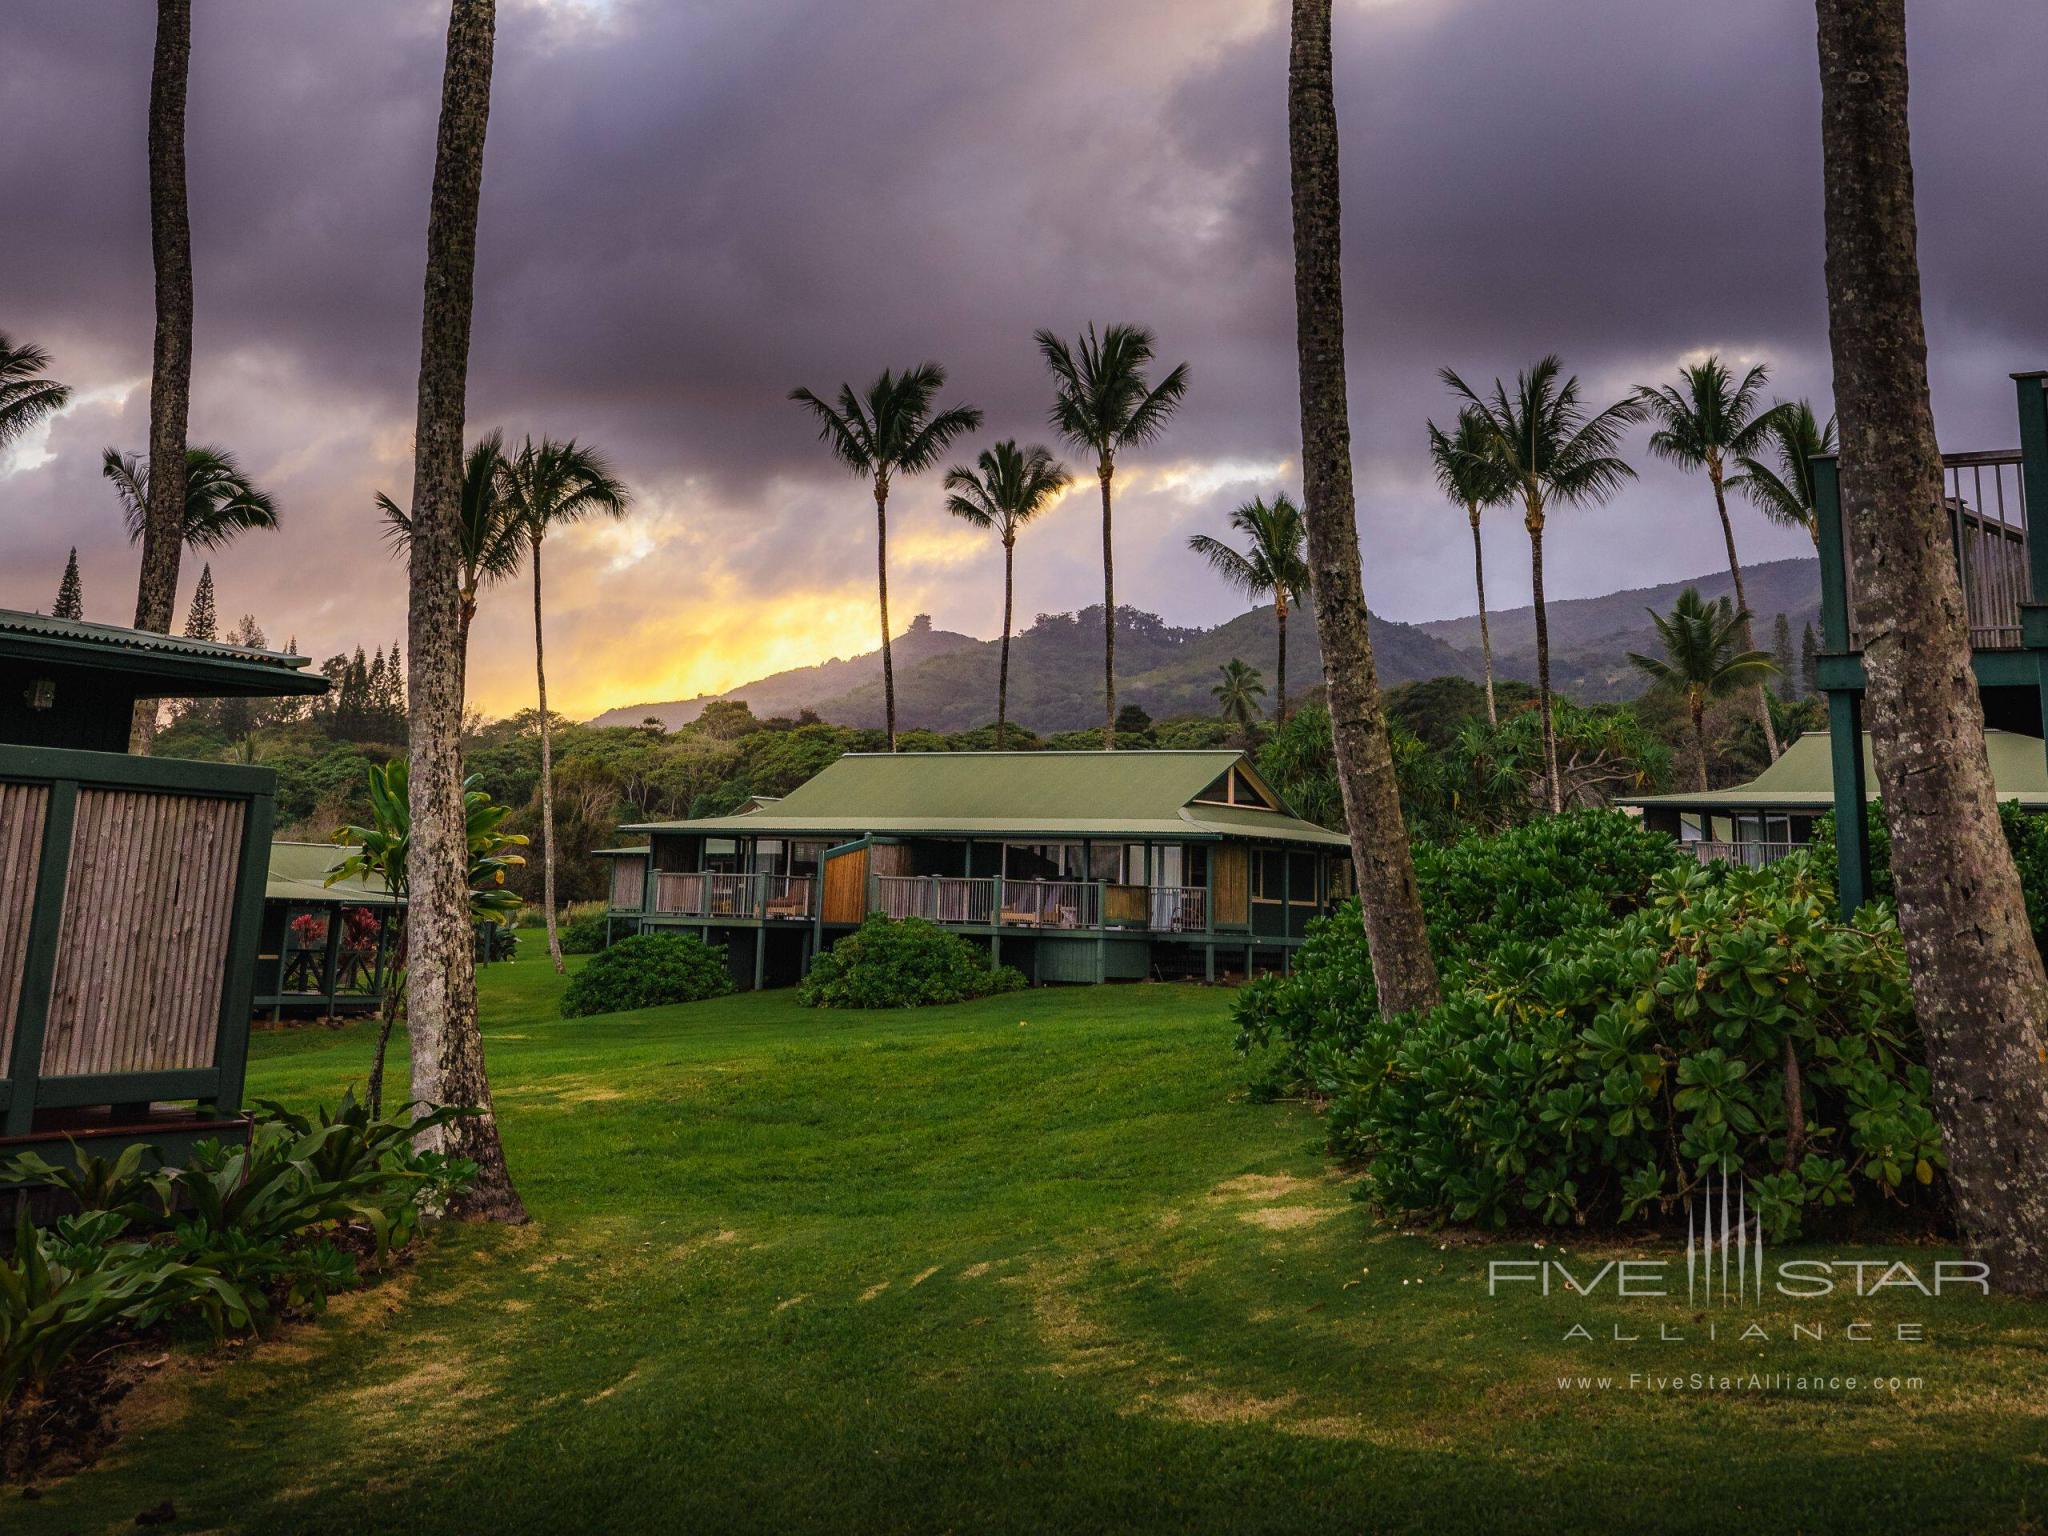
(210, 784), (276, 1114)
(752, 925), (766, 992)
(1204, 943), (1214, 982)
(1812, 456), (1852, 655)
(1828, 690), (1871, 919)
(320, 901), (344, 1022)
(6, 779), (77, 1137)
(2011, 373), (2048, 603)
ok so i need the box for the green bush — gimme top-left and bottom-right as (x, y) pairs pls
(1813, 799), (2048, 954)
(559, 912), (615, 955)
(560, 933), (735, 1018)
(1233, 810), (1689, 1091)
(798, 916), (1027, 1009)
(1325, 859), (1937, 1240)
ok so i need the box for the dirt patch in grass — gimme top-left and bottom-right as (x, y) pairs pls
(1160, 1387), (1301, 1425)
(1208, 1173), (1314, 1201)
(1240, 1206), (1337, 1232)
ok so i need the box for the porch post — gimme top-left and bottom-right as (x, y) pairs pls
(320, 902), (344, 1022)
(753, 924), (767, 991)
(1829, 689), (1872, 918)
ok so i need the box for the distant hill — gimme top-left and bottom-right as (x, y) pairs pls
(1414, 556), (1822, 702)
(592, 604), (1478, 734)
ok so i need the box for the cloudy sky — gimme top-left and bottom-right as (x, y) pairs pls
(3, 0), (2043, 719)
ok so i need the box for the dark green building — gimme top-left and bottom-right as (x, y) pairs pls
(600, 749), (1351, 988)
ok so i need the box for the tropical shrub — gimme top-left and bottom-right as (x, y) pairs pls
(1813, 800), (2048, 955)
(798, 916), (1027, 1009)
(560, 933), (735, 1018)
(1234, 810), (1689, 1092)
(1326, 860), (1934, 1240)
(559, 911), (614, 955)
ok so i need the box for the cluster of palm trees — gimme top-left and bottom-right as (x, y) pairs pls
(1428, 352), (1835, 812)
(791, 322), (1189, 753)
(377, 432), (630, 973)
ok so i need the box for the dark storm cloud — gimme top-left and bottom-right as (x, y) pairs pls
(3, 0), (2043, 715)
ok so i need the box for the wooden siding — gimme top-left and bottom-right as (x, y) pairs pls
(822, 846), (869, 924)
(1212, 844), (1250, 928)
(0, 781), (50, 1070)
(610, 858), (646, 910)
(869, 842), (912, 878)
(39, 788), (245, 1078)
(1103, 883), (1148, 926)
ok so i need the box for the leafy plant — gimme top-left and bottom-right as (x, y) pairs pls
(0, 1210), (197, 1404)
(560, 933), (736, 1018)
(558, 911), (614, 955)
(798, 915), (1027, 1010)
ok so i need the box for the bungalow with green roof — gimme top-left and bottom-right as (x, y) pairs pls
(252, 842), (400, 1024)
(600, 750), (1352, 988)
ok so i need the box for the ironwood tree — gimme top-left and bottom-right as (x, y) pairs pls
(403, 0), (525, 1222)
(1286, 0), (1439, 1017)
(1815, 0), (2048, 1292)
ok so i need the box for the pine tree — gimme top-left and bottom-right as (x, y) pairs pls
(52, 548), (83, 620)
(183, 563), (217, 640)
(1771, 612), (1794, 688)
(1800, 621), (1820, 697)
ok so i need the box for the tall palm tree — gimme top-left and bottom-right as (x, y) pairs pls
(1211, 658), (1266, 742)
(104, 445), (280, 550)
(1626, 588), (1775, 792)
(1426, 410), (1512, 725)
(376, 429), (524, 687)
(1188, 495), (1311, 722)
(1729, 399), (1837, 547)
(1635, 356), (1788, 759)
(1816, 0), (2048, 1291)
(943, 440), (1067, 749)
(0, 335), (70, 448)
(135, 0), (193, 641)
(1440, 357), (1640, 814)
(403, 0), (525, 1222)
(790, 365), (982, 752)
(500, 435), (631, 975)
(1035, 323), (1190, 750)
(1288, 0), (1439, 1017)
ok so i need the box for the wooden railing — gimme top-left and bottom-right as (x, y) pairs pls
(1, 746), (272, 1135)
(867, 875), (1211, 932)
(1689, 840), (1804, 869)
(648, 871), (814, 920)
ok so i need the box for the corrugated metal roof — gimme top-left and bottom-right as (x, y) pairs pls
(266, 842), (400, 906)
(1624, 729), (2048, 811)
(620, 750), (1349, 848)
(0, 609), (315, 671)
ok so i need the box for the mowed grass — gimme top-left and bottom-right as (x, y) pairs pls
(21, 955), (2048, 1534)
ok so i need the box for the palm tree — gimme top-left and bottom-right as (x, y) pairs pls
(402, 0), (525, 1222)
(943, 440), (1067, 749)
(104, 445), (281, 551)
(376, 429), (524, 687)
(1729, 399), (1837, 547)
(1188, 495), (1311, 722)
(1626, 588), (1775, 793)
(135, 0), (193, 642)
(1440, 357), (1640, 814)
(1426, 410), (1512, 725)
(500, 435), (631, 975)
(1036, 323), (1190, 750)
(1635, 357), (1788, 759)
(1816, 0), (2048, 1291)
(1212, 658), (1266, 742)
(1288, 0), (1439, 1017)
(791, 366), (982, 752)
(0, 335), (70, 448)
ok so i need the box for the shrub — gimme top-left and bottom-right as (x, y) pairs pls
(1813, 799), (2048, 955)
(1326, 859), (1936, 1240)
(560, 933), (735, 1018)
(1233, 810), (1689, 1092)
(559, 911), (614, 956)
(798, 916), (1027, 1009)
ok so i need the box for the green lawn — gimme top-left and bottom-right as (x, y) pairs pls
(23, 956), (2048, 1534)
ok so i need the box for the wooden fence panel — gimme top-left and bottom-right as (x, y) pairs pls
(0, 782), (50, 1071)
(39, 788), (245, 1078)
(610, 858), (646, 910)
(821, 847), (869, 924)
(1212, 845), (1250, 929)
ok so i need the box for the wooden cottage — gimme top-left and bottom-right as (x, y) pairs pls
(600, 749), (1352, 988)
(253, 842), (400, 1024)
(0, 610), (326, 1162)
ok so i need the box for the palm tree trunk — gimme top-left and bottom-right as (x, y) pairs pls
(402, 0), (524, 1224)
(132, 0), (193, 747)
(1100, 461), (1116, 750)
(532, 539), (564, 974)
(1818, 0), (2048, 1292)
(1286, 0), (1439, 1018)
(875, 480), (896, 752)
(1712, 466), (1779, 759)
(1470, 507), (1497, 726)
(998, 536), (1015, 750)
(1527, 510), (1562, 814)
(1691, 696), (1709, 794)
(1275, 589), (1288, 723)
(457, 587), (478, 702)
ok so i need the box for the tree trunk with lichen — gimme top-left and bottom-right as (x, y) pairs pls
(1470, 507), (1496, 726)
(1527, 508), (1562, 813)
(1286, 0), (1440, 1019)
(403, 0), (524, 1223)
(1816, 0), (2048, 1293)
(1710, 461), (1779, 759)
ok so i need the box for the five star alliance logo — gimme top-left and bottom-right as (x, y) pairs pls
(1688, 1168), (1765, 1307)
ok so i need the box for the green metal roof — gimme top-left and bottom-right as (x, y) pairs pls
(621, 750), (1350, 847)
(1625, 730), (2048, 812)
(0, 608), (329, 698)
(265, 842), (400, 907)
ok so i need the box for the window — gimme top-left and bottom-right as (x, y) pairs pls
(1194, 767), (1281, 810)
(1252, 850), (1286, 902)
(754, 838), (785, 874)
(1288, 852), (1318, 906)
(1151, 845), (1183, 889)
(703, 837), (740, 874)
(1090, 844), (1125, 882)
(1004, 843), (1083, 880)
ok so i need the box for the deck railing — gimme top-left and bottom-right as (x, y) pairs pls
(648, 871), (814, 920)
(868, 875), (1214, 932)
(1838, 449), (2031, 650)
(1689, 840), (1804, 869)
